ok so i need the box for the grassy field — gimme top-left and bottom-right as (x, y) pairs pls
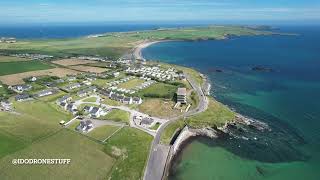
(186, 98), (235, 128)
(137, 82), (178, 99)
(82, 96), (97, 103)
(0, 61), (54, 76)
(87, 125), (121, 141)
(101, 97), (122, 106)
(102, 109), (130, 124)
(0, 129), (115, 180)
(118, 78), (145, 89)
(138, 98), (182, 118)
(160, 120), (186, 145)
(104, 127), (153, 180)
(0, 56), (29, 62)
(0, 100), (72, 160)
(0, 26), (274, 59)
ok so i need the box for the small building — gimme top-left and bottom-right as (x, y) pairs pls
(177, 88), (187, 104)
(36, 88), (58, 97)
(76, 120), (94, 133)
(66, 103), (77, 114)
(56, 95), (72, 104)
(10, 84), (32, 93)
(67, 76), (77, 82)
(113, 72), (120, 77)
(30, 77), (37, 82)
(132, 97), (143, 104)
(64, 83), (81, 91)
(123, 97), (133, 104)
(15, 94), (31, 101)
(140, 117), (154, 128)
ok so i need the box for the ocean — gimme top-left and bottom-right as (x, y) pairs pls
(0, 23), (208, 39)
(142, 26), (320, 180)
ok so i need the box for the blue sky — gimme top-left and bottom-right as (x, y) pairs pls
(0, 0), (319, 24)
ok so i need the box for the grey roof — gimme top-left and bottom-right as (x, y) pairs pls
(133, 97), (141, 101)
(57, 95), (71, 102)
(141, 118), (154, 125)
(177, 88), (187, 96)
(90, 107), (99, 114)
(15, 94), (30, 100)
(78, 120), (93, 131)
(83, 106), (91, 112)
(123, 97), (131, 101)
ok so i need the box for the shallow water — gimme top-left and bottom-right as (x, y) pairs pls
(142, 26), (320, 180)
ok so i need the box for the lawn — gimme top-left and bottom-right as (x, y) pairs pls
(118, 78), (145, 89)
(138, 98), (182, 118)
(160, 120), (186, 145)
(104, 127), (153, 180)
(101, 109), (130, 124)
(87, 125), (121, 141)
(137, 82), (178, 99)
(82, 96), (97, 103)
(186, 98), (235, 128)
(101, 97), (121, 106)
(0, 129), (115, 180)
(0, 61), (54, 76)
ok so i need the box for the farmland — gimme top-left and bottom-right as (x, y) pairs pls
(0, 68), (79, 85)
(0, 61), (54, 76)
(52, 59), (97, 66)
(0, 56), (29, 62)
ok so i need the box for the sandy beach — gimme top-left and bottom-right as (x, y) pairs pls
(133, 40), (173, 61)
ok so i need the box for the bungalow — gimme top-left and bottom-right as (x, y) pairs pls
(66, 103), (77, 115)
(76, 120), (94, 133)
(15, 94), (31, 101)
(123, 97), (132, 104)
(54, 79), (65, 84)
(67, 76), (76, 82)
(140, 117), (154, 128)
(36, 88), (58, 97)
(84, 106), (106, 118)
(77, 89), (87, 97)
(132, 97), (143, 104)
(10, 84), (32, 93)
(99, 89), (113, 97)
(64, 83), (81, 91)
(77, 86), (97, 97)
(56, 95), (72, 104)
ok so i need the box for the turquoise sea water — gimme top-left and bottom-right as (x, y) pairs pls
(142, 26), (320, 180)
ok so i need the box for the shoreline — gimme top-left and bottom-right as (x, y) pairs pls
(136, 39), (271, 180)
(133, 40), (170, 61)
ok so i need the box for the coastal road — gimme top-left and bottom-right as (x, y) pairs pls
(144, 73), (209, 180)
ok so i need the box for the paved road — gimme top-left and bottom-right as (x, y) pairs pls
(143, 73), (209, 180)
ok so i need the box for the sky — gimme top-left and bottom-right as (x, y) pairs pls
(0, 0), (319, 24)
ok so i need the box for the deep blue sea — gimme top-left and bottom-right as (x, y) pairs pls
(142, 26), (320, 180)
(0, 23), (207, 39)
